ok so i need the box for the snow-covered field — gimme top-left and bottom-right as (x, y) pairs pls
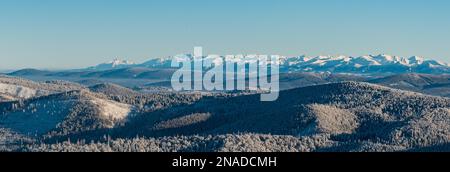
(0, 83), (49, 100)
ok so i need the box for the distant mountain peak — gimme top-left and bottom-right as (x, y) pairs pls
(408, 56), (425, 65)
(110, 58), (135, 67)
(88, 58), (135, 70)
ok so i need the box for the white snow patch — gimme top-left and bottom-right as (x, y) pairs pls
(89, 98), (132, 122)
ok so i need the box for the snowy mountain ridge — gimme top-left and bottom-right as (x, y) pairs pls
(89, 54), (450, 74)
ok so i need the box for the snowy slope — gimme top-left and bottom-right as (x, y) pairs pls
(0, 83), (49, 100)
(0, 76), (85, 102)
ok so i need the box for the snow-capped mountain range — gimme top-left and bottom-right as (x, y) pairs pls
(88, 54), (450, 74)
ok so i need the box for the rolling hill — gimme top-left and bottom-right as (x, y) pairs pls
(0, 90), (135, 138)
(1, 74), (449, 152)
(98, 82), (449, 152)
(370, 73), (450, 97)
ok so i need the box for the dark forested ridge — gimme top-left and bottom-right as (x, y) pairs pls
(0, 75), (449, 152)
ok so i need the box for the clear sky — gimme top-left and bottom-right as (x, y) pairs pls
(1, 0), (450, 69)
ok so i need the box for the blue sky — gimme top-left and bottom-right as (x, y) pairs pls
(1, 0), (450, 69)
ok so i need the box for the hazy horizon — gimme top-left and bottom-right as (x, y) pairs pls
(2, 0), (450, 70)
